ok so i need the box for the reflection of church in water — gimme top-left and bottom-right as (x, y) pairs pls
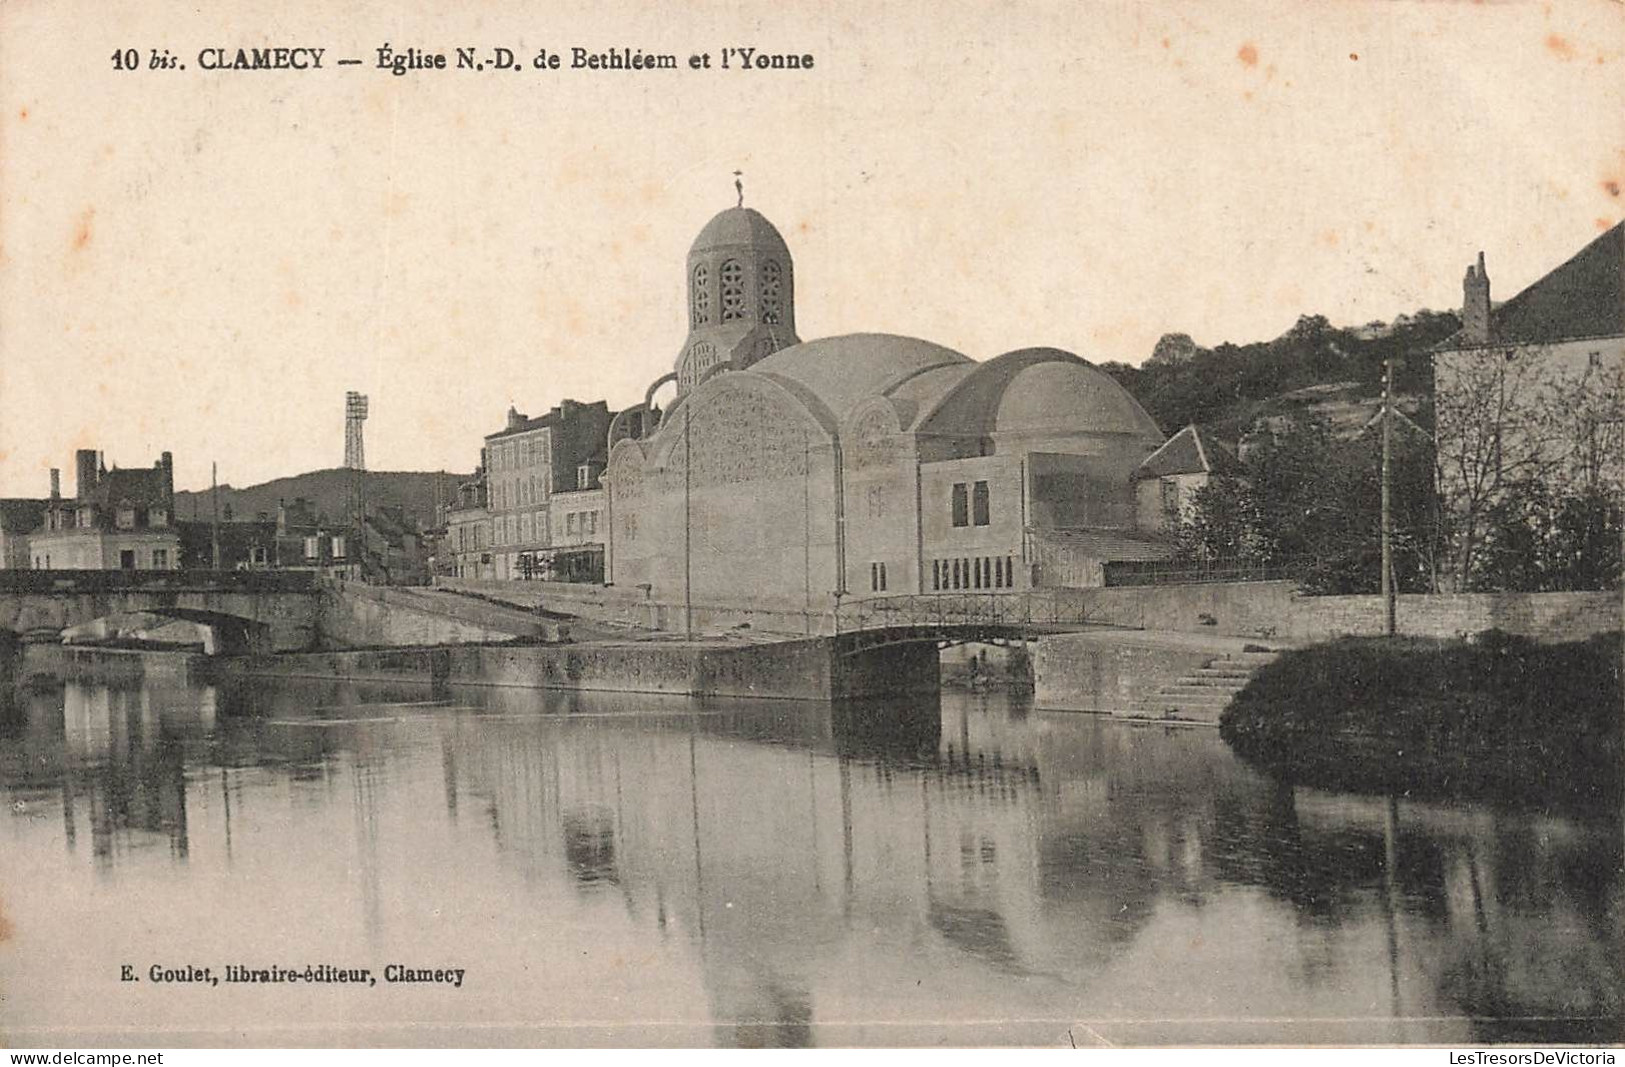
(604, 201), (1176, 616)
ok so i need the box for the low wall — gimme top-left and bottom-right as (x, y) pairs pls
(36, 645), (219, 685)
(437, 578), (832, 637)
(1070, 582), (1620, 644)
(225, 635), (934, 701)
(443, 577), (1620, 646)
(316, 584), (566, 649)
(1032, 635), (1218, 712)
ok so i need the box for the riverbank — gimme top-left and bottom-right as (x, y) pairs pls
(1218, 631), (1623, 809)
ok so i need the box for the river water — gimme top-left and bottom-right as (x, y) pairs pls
(0, 674), (1619, 1047)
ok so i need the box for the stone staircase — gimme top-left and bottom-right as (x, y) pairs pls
(1120, 648), (1281, 725)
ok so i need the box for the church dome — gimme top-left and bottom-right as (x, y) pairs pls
(689, 207), (792, 257)
(750, 333), (972, 423)
(914, 346), (1163, 441)
(994, 354), (1163, 437)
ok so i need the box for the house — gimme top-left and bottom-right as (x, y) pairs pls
(1432, 222), (1623, 586)
(30, 450), (180, 570)
(1132, 424), (1246, 533)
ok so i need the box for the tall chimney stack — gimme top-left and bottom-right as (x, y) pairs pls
(74, 449), (98, 499)
(49, 469), (60, 499)
(1462, 250), (1492, 344)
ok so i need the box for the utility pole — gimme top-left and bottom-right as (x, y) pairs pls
(683, 403), (693, 641)
(1381, 356), (1396, 637)
(211, 461), (221, 572)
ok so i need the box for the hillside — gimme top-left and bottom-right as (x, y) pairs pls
(174, 468), (472, 531)
(1101, 310), (1459, 442)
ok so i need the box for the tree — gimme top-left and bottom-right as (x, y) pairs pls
(1434, 346), (1622, 590)
(1171, 412), (1438, 594)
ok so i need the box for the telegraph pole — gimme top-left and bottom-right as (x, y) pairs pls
(683, 403), (693, 640)
(1381, 356), (1396, 636)
(211, 461), (221, 573)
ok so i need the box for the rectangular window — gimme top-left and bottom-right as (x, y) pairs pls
(932, 560), (941, 591)
(304, 536), (319, 561)
(870, 562), (879, 592)
(974, 557), (983, 589)
(567, 512), (578, 535)
(1162, 478), (1179, 515)
(586, 511), (597, 535)
(951, 483), (969, 527)
(972, 481), (990, 526)
(149, 508), (168, 528)
(878, 562), (887, 591)
(151, 548), (169, 569)
(120, 549), (136, 570)
(332, 535), (347, 560)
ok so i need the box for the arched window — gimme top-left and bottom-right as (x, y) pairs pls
(719, 259), (745, 322)
(691, 264), (711, 327)
(760, 259), (783, 324)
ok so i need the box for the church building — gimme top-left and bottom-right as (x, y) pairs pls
(603, 204), (1173, 619)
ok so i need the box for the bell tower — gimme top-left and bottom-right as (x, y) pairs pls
(676, 199), (800, 395)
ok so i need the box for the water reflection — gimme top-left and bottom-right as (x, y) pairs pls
(0, 674), (1618, 1046)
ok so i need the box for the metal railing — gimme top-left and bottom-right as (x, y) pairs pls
(1102, 556), (1308, 588)
(833, 590), (1105, 635)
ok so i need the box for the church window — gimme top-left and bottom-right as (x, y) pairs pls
(951, 559), (961, 589)
(761, 259), (783, 324)
(951, 483), (968, 527)
(719, 259), (746, 321)
(932, 560), (941, 591)
(973, 481), (990, 526)
(692, 264), (711, 327)
(869, 562), (887, 592)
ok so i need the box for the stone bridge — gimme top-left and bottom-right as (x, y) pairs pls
(0, 571), (321, 653)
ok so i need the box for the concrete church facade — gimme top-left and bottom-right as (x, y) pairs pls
(603, 205), (1173, 617)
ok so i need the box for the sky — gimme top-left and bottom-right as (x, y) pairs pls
(1, 0), (1620, 496)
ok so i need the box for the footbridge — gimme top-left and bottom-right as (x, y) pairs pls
(831, 590), (1123, 650)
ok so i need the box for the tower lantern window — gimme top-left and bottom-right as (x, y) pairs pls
(691, 264), (711, 327)
(761, 259), (783, 324)
(719, 259), (746, 321)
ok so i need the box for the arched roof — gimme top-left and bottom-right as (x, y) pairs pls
(689, 207), (792, 258)
(917, 347), (1164, 440)
(749, 333), (973, 424)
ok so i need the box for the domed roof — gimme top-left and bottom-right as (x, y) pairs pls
(689, 207), (792, 257)
(915, 347), (1163, 440)
(993, 353), (1163, 437)
(749, 333), (973, 422)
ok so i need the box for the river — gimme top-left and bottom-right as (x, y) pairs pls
(0, 673), (1619, 1047)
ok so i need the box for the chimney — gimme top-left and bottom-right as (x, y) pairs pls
(1462, 250), (1492, 344)
(506, 406), (525, 430)
(159, 451), (174, 503)
(49, 469), (60, 499)
(277, 498), (288, 534)
(75, 449), (99, 499)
